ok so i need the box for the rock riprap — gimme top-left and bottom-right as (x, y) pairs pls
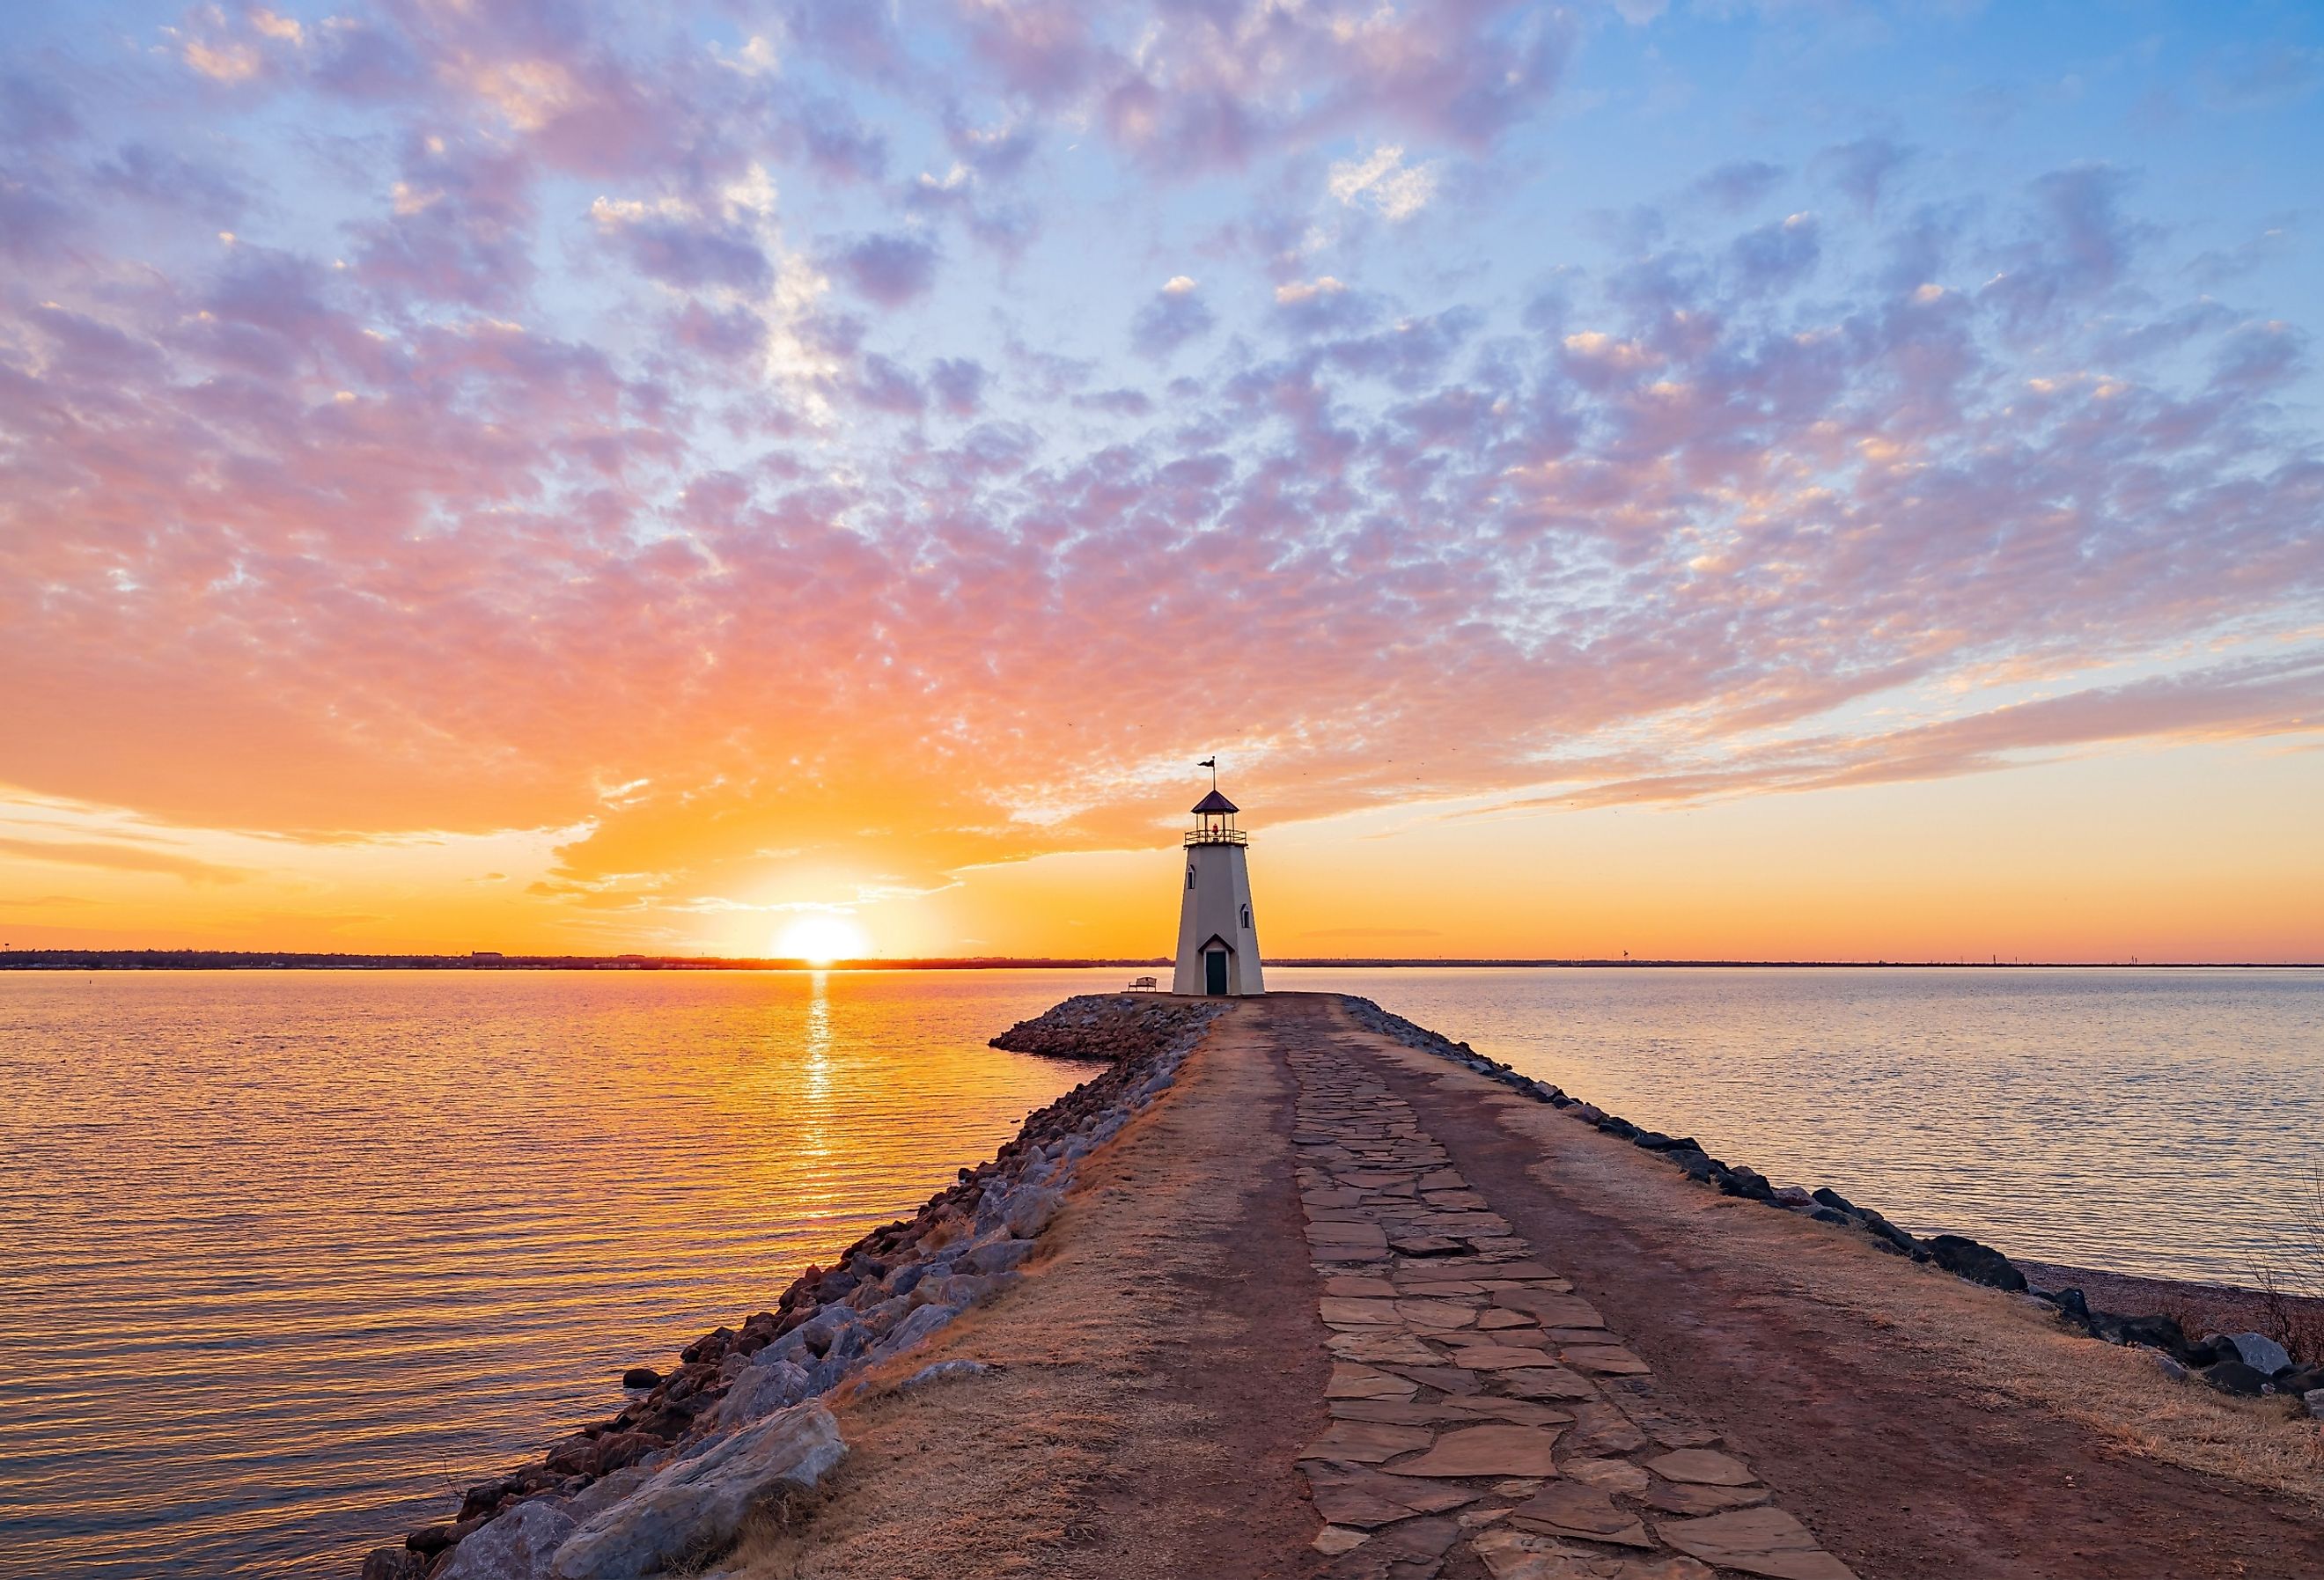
(1337, 996), (2324, 1410)
(1283, 1019), (1859, 1580)
(360, 993), (1222, 1580)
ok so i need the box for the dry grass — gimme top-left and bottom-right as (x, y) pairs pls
(710, 1010), (1294, 1580)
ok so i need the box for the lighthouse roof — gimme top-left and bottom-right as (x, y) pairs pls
(1191, 789), (1239, 815)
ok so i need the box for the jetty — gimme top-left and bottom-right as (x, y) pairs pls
(364, 992), (2324, 1580)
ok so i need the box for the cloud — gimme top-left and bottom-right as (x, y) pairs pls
(1327, 144), (1440, 222)
(1130, 276), (1216, 356)
(1725, 212), (1820, 295)
(1982, 163), (2152, 326)
(599, 203), (773, 291)
(0, 0), (2318, 946)
(1276, 276), (1345, 305)
(1817, 136), (1915, 213)
(979, 0), (1566, 170)
(1511, 654), (2324, 812)
(1692, 158), (1784, 211)
(833, 231), (939, 305)
(0, 837), (248, 885)
(851, 351), (927, 414)
(929, 356), (987, 415)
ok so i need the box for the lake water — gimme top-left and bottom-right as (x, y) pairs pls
(4, 966), (2320, 1579)
(1286, 966), (2324, 1290)
(0, 970), (1107, 1580)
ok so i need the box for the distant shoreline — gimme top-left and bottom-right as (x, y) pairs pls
(3, 951), (2317, 971)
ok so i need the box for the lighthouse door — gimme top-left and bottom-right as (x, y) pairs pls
(1203, 946), (1229, 996)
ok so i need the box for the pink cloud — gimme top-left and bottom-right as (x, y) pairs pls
(0, 2), (2317, 930)
(833, 231), (941, 306)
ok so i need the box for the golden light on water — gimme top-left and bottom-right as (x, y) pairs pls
(776, 915), (870, 966)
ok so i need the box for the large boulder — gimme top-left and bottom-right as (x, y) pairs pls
(880, 1301), (958, 1355)
(438, 1498), (577, 1580)
(2219, 1332), (2293, 1377)
(716, 1359), (810, 1430)
(1924, 1234), (2026, 1291)
(963, 1237), (1036, 1278)
(1003, 1186), (1063, 1238)
(2110, 1313), (2191, 1357)
(791, 1305), (857, 1357)
(551, 1403), (846, 1580)
(1713, 1165), (1775, 1203)
(2198, 1359), (2272, 1397)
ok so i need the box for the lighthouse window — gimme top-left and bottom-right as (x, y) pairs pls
(1186, 865), (1195, 890)
(1240, 905), (1250, 928)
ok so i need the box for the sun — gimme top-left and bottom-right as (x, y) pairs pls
(776, 915), (870, 966)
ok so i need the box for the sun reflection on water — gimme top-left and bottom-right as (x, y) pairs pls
(0, 967), (1108, 1580)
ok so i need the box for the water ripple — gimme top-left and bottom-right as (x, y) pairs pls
(0, 968), (1112, 1580)
(1281, 966), (2324, 1292)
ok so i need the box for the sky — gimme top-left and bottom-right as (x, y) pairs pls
(2, 1), (2320, 963)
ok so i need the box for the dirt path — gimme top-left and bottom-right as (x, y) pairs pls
(1329, 996), (2324, 1580)
(724, 1003), (1328, 1580)
(737, 993), (2323, 1580)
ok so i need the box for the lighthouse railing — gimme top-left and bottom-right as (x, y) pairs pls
(1184, 828), (1249, 846)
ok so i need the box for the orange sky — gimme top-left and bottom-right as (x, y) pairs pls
(5, 2), (2324, 964)
(4, 737), (2318, 961)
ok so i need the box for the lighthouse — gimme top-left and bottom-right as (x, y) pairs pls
(1173, 779), (1265, 996)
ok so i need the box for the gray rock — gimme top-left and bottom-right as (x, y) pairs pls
(2199, 1358), (2271, 1397)
(897, 1358), (989, 1392)
(717, 1359), (810, 1429)
(1925, 1232), (2020, 1288)
(2223, 1331), (2293, 1377)
(930, 1272), (993, 1306)
(438, 1498), (576, 1580)
(2151, 1353), (2189, 1383)
(859, 1294), (915, 1335)
(882, 1301), (958, 1355)
(1003, 1187), (1063, 1238)
(805, 1326), (868, 1393)
(963, 1237), (1036, 1278)
(550, 1403), (846, 1580)
(793, 1305), (857, 1356)
(2306, 1388), (2324, 1421)
(563, 1467), (651, 1527)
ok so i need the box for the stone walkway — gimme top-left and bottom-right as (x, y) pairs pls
(1286, 1025), (1858, 1580)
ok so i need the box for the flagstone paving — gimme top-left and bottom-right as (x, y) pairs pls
(1284, 1032), (1858, 1580)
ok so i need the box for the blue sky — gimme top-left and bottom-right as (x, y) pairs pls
(1, 1), (2320, 957)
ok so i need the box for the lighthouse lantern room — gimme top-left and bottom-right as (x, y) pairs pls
(1172, 780), (1264, 996)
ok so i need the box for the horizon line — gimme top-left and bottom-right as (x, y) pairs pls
(2, 951), (2318, 972)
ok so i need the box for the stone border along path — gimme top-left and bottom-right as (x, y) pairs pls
(359, 996), (1224, 1580)
(1287, 1028), (1858, 1580)
(1337, 996), (2324, 1415)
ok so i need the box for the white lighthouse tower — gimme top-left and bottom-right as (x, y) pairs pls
(1172, 775), (1264, 996)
